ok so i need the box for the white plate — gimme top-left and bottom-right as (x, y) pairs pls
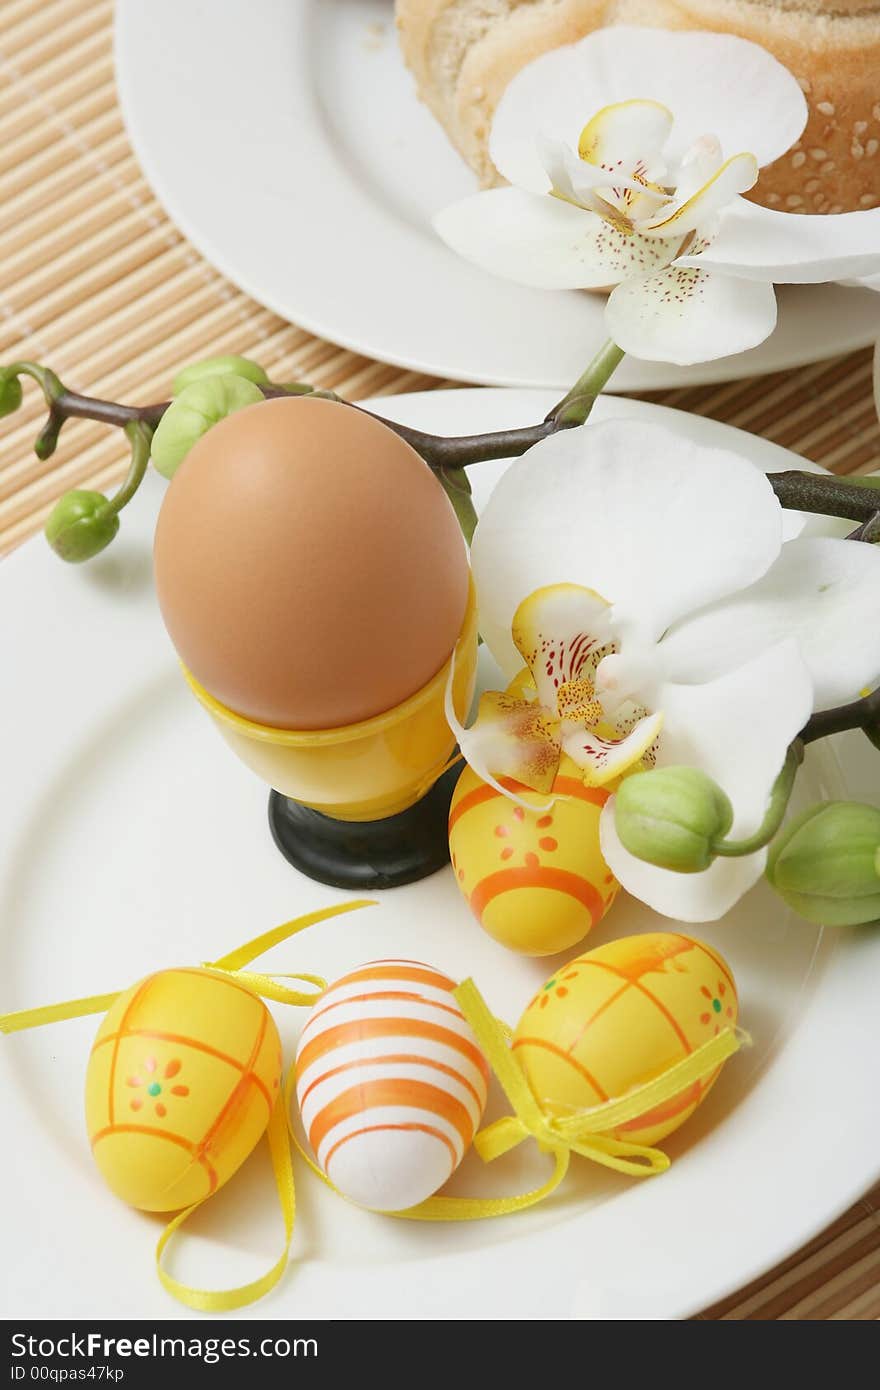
(2, 390), (878, 1321)
(114, 0), (880, 394)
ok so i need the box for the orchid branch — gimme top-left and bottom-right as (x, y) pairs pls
(768, 473), (880, 528)
(3, 353), (880, 550)
(548, 341), (626, 427)
(0, 362), (166, 456)
(800, 685), (880, 747)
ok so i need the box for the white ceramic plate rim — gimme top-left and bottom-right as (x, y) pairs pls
(113, 0), (880, 394)
(2, 390), (879, 1321)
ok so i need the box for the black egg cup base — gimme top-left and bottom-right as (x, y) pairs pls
(267, 761), (462, 890)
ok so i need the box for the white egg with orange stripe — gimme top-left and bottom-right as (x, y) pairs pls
(294, 959), (489, 1212)
(449, 753), (620, 957)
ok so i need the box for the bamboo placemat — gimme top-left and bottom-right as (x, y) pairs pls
(1, 0), (879, 1320)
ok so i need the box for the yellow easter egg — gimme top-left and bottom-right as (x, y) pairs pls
(85, 967), (282, 1212)
(448, 755), (619, 955)
(513, 933), (738, 1146)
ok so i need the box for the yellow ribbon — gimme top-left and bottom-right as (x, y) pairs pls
(2, 918), (745, 1301)
(288, 976), (746, 1222)
(0, 899), (373, 1035)
(156, 1089), (295, 1314)
(0, 991), (122, 1034)
(453, 978), (745, 1193)
(0, 898), (375, 1312)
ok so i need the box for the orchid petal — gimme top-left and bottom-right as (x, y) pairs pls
(600, 806), (768, 923)
(444, 675), (562, 797)
(639, 158), (758, 239)
(511, 583), (613, 709)
(471, 418), (784, 672)
(660, 536), (880, 710)
(577, 99), (673, 175)
(676, 200), (880, 283)
(434, 186), (677, 290)
(655, 641), (813, 837)
(562, 709), (664, 787)
(489, 27), (806, 193)
(605, 266), (778, 365)
(595, 645), (665, 716)
(599, 640), (813, 921)
(538, 135), (659, 211)
(674, 135), (724, 198)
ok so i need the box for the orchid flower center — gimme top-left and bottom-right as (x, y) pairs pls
(447, 584), (665, 799)
(540, 98), (759, 243)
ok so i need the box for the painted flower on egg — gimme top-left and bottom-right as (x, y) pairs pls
(452, 416), (880, 923)
(126, 1055), (189, 1119)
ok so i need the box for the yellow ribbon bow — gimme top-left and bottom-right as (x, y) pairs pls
(290, 976), (745, 1224)
(3, 926), (745, 1301)
(458, 978), (744, 1199)
(0, 898), (375, 1312)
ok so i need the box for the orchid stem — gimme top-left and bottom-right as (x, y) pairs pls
(768, 472), (880, 529)
(6, 357), (880, 547)
(711, 742), (803, 858)
(548, 340), (626, 427)
(847, 509), (880, 543)
(104, 421), (153, 517)
(800, 685), (880, 746)
(2, 361), (166, 460)
(438, 465), (478, 545)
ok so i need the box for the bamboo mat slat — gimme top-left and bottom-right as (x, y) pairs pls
(0, 0), (878, 1321)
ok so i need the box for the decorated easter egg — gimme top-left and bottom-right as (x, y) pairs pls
(294, 959), (489, 1211)
(85, 968), (282, 1212)
(448, 754), (619, 955)
(513, 933), (738, 1147)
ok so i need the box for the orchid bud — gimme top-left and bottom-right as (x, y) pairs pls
(614, 766), (733, 873)
(172, 355), (268, 395)
(0, 371), (22, 418)
(44, 490), (119, 563)
(765, 801), (880, 926)
(150, 373), (265, 480)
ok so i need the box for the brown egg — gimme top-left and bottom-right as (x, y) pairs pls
(153, 395), (470, 729)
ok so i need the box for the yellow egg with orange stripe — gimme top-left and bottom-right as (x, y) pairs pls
(85, 968), (282, 1212)
(448, 755), (619, 956)
(513, 933), (738, 1147)
(294, 959), (489, 1211)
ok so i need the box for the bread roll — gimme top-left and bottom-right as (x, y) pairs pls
(396, 0), (880, 212)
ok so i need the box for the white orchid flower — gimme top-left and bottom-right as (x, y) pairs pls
(446, 581), (664, 801)
(434, 27), (880, 365)
(459, 418), (880, 922)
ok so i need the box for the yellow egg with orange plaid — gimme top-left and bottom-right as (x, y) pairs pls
(85, 967), (282, 1212)
(513, 933), (738, 1147)
(448, 754), (619, 956)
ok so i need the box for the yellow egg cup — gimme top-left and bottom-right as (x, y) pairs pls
(182, 579), (479, 887)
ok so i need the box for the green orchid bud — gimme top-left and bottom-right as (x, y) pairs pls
(172, 355), (268, 395)
(0, 371), (23, 418)
(150, 373), (265, 479)
(44, 489), (119, 563)
(614, 766), (734, 873)
(765, 801), (880, 926)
